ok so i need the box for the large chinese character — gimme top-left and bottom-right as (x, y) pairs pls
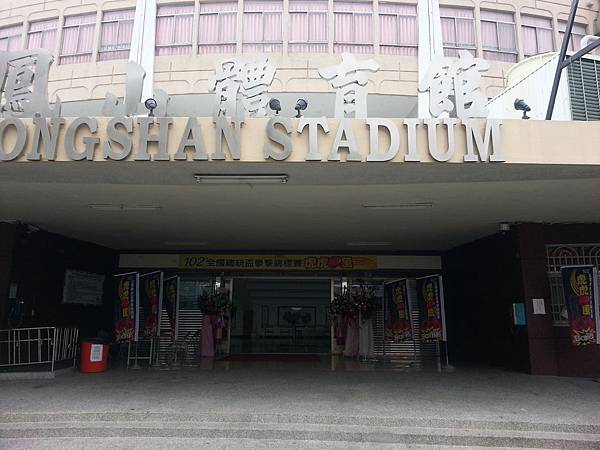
(418, 50), (489, 119)
(240, 55), (276, 117)
(208, 58), (244, 119)
(453, 50), (489, 119)
(209, 55), (276, 119)
(0, 49), (60, 118)
(102, 61), (170, 117)
(319, 53), (380, 119)
(418, 55), (454, 117)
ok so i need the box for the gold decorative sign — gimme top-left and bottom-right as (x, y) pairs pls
(179, 254), (378, 271)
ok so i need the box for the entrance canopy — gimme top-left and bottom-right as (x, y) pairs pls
(1, 118), (600, 252)
(1, 161), (600, 252)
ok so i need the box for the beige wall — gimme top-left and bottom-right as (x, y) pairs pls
(1, 0), (598, 103)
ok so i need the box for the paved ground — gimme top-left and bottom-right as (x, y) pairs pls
(1, 360), (600, 448)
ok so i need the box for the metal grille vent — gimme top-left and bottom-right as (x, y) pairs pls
(157, 308), (204, 365)
(567, 58), (600, 120)
(374, 279), (439, 363)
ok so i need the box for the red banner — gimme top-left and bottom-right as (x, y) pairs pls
(561, 266), (600, 347)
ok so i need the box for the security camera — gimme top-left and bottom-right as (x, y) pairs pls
(514, 98), (531, 120)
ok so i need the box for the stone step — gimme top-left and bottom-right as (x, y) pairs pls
(1, 412), (599, 434)
(0, 415), (599, 449)
(0, 437), (552, 450)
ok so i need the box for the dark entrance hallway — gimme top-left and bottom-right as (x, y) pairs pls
(230, 278), (331, 354)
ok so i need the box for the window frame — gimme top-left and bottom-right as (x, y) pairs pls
(521, 16), (555, 57)
(59, 14), (97, 64)
(198, 8), (237, 46)
(378, 6), (418, 53)
(480, 10), (517, 61)
(27, 18), (58, 52)
(243, 9), (283, 45)
(98, 9), (135, 59)
(155, 4), (194, 52)
(288, 10), (329, 45)
(558, 21), (587, 52)
(333, 10), (373, 46)
(0, 25), (22, 52)
(440, 7), (476, 54)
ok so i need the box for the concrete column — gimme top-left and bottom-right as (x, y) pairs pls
(129, 0), (157, 101)
(54, 14), (65, 64)
(474, 4), (483, 58)
(283, 0), (289, 55)
(0, 223), (17, 329)
(373, 0), (380, 55)
(236, 0), (244, 55)
(91, 9), (102, 63)
(192, 0), (200, 56)
(328, 0), (334, 54)
(514, 8), (525, 61)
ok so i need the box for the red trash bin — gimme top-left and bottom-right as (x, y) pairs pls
(80, 341), (109, 373)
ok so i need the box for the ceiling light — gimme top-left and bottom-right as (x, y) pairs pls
(193, 174), (288, 184)
(362, 202), (433, 210)
(163, 241), (208, 247)
(88, 204), (161, 211)
(347, 241), (393, 246)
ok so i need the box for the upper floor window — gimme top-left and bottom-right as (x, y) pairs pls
(334, 1), (373, 54)
(481, 10), (517, 62)
(156, 4), (194, 56)
(27, 18), (58, 52)
(243, 0), (283, 53)
(559, 21), (587, 52)
(289, 0), (328, 53)
(0, 25), (22, 52)
(99, 9), (135, 61)
(198, 2), (237, 54)
(440, 6), (475, 56)
(379, 3), (417, 56)
(60, 13), (96, 65)
(521, 15), (554, 57)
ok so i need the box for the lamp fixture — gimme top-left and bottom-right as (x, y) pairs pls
(347, 241), (393, 247)
(193, 174), (289, 184)
(514, 98), (531, 120)
(88, 204), (161, 211)
(144, 98), (157, 117)
(362, 202), (433, 210)
(268, 98), (281, 115)
(164, 241), (208, 247)
(294, 98), (308, 117)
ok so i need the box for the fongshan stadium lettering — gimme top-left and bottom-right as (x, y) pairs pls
(0, 116), (503, 163)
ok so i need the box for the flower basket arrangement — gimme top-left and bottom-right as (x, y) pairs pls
(199, 287), (232, 316)
(349, 285), (378, 321)
(330, 284), (378, 348)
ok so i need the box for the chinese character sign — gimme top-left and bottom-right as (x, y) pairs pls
(384, 279), (413, 342)
(561, 266), (600, 347)
(139, 271), (163, 338)
(179, 254), (377, 271)
(0, 49), (60, 118)
(319, 53), (380, 119)
(209, 55), (276, 119)
(114, 273), (139, 342)
(417, 275), (446, 342)
(418, 50), (489, 120)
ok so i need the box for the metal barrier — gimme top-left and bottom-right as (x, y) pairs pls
(0, 327), (79, 373)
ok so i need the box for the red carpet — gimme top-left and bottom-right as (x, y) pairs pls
(218, 354), (321, 363)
